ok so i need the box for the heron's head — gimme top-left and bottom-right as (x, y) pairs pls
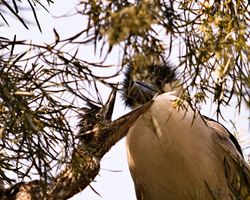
(122, 61), (179, 108)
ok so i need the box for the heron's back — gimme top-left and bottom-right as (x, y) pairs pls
(126, 93), (250, 200)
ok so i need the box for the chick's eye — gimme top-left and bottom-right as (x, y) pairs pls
(95, 113), (102, 119)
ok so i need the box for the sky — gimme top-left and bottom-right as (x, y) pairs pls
(1, 1), (249, 200)
(1, 1), (137, 199)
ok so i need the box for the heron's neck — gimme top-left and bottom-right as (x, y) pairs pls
(163, 80), (183, 97)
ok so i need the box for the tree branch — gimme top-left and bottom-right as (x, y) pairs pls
(1, 90), (153, 200)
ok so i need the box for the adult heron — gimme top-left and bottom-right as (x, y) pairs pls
(122, 61), (250, 200)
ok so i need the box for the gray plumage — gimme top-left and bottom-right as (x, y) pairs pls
(122, 61), (250, 200)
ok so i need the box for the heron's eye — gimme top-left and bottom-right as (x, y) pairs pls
(155, 78), (163, 89)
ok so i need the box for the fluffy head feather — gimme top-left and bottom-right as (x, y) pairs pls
(122, 61), (177, 108)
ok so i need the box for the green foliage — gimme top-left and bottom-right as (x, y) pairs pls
(81, 0), (250, 111)
(0, 0), (249, 191)
(0, 35), (117, 187)
(81, 0), (175, 68)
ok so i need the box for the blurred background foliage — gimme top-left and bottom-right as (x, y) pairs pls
(0, 0), (249, 190)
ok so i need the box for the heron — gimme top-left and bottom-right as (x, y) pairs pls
(122, 61), (250, 200)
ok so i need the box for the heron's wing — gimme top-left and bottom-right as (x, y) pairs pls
(209, 123), (250, 199)
(202, 115), (243, 156)
(130, 173), (145, 200)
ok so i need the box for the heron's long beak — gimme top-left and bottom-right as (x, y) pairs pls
(133, 80), (157, 98)
(127, 80), (157, 106)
